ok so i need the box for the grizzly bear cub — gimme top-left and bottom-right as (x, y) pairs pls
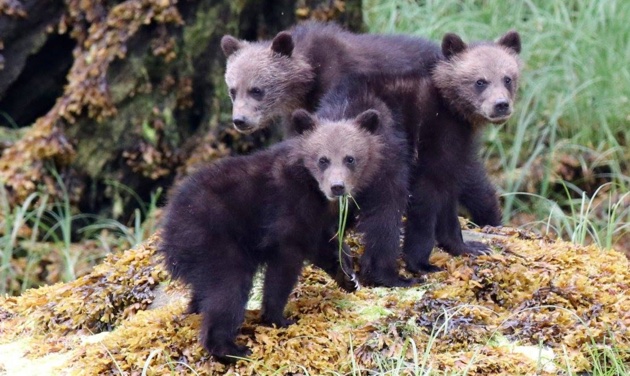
(221, 21), (439, 135)
(325, 30), (522, 273)
(403, 30), (522, 272)
(312, 82), (413, 287)
(159, 105), (403, 361)
(318, 31), (521, 274)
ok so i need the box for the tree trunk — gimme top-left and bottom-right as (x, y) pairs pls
(0, 0), (362, 218)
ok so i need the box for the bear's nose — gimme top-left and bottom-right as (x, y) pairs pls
(331, 183), (346, 196)
(233, 117), (248, 129)
(494, 100), (510, 115)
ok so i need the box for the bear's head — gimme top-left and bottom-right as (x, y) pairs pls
(433, 30), (522, 126)
(291, 109), (385, 201)
(221, 32), (315, 134)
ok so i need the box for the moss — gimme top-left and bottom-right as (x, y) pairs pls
(296, 0), (362, 30)
(0, 0), (183, 206)
(3, 234), (168, 339)
(1, 227), (629, 374)
(182, 6), (222, 61)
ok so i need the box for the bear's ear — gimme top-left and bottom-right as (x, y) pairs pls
(355, 110), (380, 134)
(221, 35), (242, 58)
(442, 33), (467, 59)
(292, 109), (316, 134)
(271, 31), (294, 57)
(498, 30), (521, 54)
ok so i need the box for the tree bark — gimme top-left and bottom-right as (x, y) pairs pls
(0, 0), (362, 218)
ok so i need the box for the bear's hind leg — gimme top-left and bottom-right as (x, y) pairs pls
(436, 199), (491, 257)
(187, 292), (201, 314)
(197, 258), (256, 363)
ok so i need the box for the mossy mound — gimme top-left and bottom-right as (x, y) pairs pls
(1, 229), (629, 375)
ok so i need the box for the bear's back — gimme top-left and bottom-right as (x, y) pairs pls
(160, 142), (297, 262)
(292, 22), (441, 76)
(291, 22), (442, 109)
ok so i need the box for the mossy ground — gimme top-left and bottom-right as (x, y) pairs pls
(1, 229), (629, 375)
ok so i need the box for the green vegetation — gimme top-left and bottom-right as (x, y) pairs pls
(0, 179), (161, 296)
(365, 0), (629, 253)
(337, 194), (359, 274)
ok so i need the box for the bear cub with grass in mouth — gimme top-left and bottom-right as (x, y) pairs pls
(159, 99), (406, 361)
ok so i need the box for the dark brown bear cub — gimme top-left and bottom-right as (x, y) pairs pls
(312, 31), (521, 275)
(313, 83), (413, 287)
(159, 108), (398, 361)
(403, 30), (522, 273)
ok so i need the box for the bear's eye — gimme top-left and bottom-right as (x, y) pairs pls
(318, 157), (330, 168)
(475, 79), (488, 87)
(228, 88), (236, 100)
(504, 76), (512, 85)
(344, 156), (355, 165)
(248, 87), (264, 100)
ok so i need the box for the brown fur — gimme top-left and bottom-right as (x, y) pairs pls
(221, 22), (441, 134)
(309, 83), (413, 287)
(222, 34), (315, 133)
(299, 114), (386, 199)
(402, 31), (522, 273)
(159, 108), (397, 361)
(433, 31), (522, 127)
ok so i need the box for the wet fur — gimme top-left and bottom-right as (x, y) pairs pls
(222, 21), (440, 134)
(313, 88), (413, 287)
(159, 115), (392, 361)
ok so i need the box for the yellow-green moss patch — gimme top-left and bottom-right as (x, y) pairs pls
(1, 228), (628, 375)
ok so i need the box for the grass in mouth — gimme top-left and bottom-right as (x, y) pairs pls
(337, 194), (358, 276)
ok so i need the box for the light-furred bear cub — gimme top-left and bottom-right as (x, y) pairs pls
(220, 21), (440, 135)
(159, 105), (403, 361)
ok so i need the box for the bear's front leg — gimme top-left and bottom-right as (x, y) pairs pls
(358, 193), (417, 287)
(403, 191), (442, 274)
(459, 159), (502, 227)
(309, 228), (359, 292)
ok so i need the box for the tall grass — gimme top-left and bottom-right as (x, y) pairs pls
(364, 0), (630, 251)
(0, 177), (162, 295)
(0, 187), (48, 295)
(80, 185), (163, 248)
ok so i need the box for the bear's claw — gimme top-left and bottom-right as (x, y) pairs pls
(210, 343), (252, 364)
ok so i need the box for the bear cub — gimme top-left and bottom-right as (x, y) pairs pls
(159, 108), (398, 361)
(402, 30), (522, 273)
(312, 82), (413, 287)
(221, 21), (440, 135)
(310, 30), (522, 275)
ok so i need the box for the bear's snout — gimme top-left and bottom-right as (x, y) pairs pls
(483, 97), (513, 123)
(330, 182), (346, 197)
(493, 99), (511, 116)
(232, 116), (256, 133)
